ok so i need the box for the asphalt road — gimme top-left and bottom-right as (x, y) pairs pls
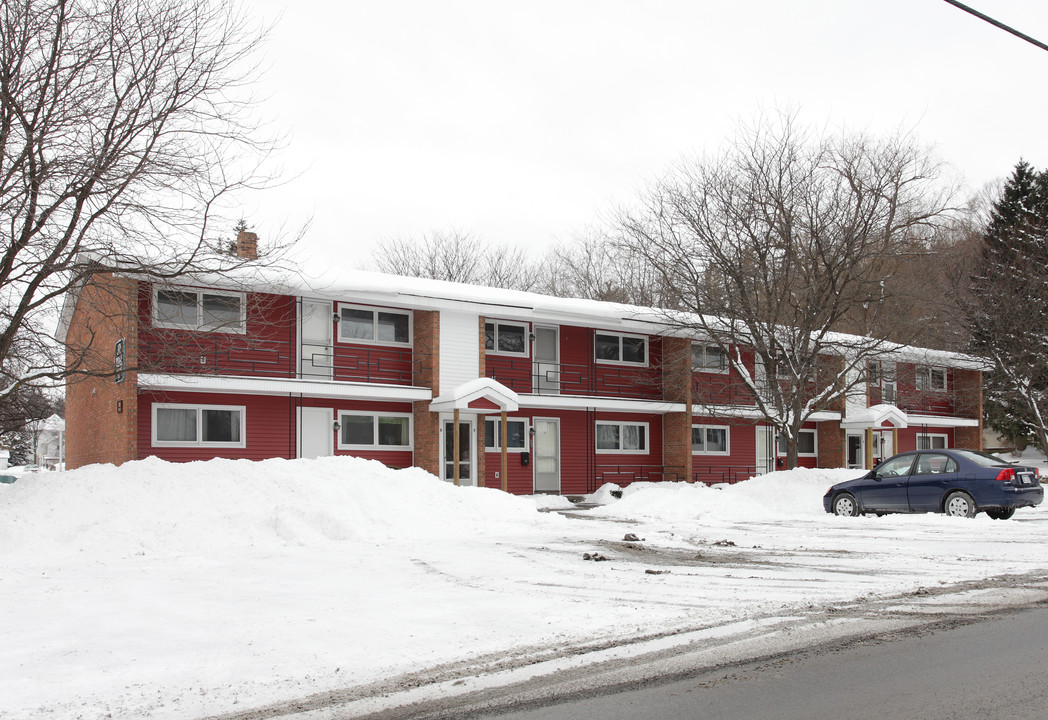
(478, 605), (1048, 720)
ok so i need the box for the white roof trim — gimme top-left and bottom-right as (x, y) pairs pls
(905, 414), (981, 428)
(137, 374), (431, 402)
(693, 405), (843, 422)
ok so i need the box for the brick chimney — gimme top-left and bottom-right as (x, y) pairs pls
(236, 230), (258, 259)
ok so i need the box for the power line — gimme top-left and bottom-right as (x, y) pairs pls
(942, 0), (1048, 53)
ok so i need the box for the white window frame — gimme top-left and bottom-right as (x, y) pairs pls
(153, 287), (247, 334)
(593, 331), (648, 367)
(692, 424), (731, 455)
(336, 303), (413, 347)
(777, 429), (818, 457)
(485, 321), (530, 357)
(916, 433), (949, 450)
(915, 366), (947, 393)
(337, 411), (413, 450)
(692, 344), (729, 374)
(152, 403), (246, 448)
(595, 421), (650, 454)
(483, 417), (530, 452)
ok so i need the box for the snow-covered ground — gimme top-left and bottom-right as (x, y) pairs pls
(2, 454), (1047, 720)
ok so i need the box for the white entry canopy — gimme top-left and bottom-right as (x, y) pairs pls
(840, 403), (909, 430)
(429, 377), (520, 415)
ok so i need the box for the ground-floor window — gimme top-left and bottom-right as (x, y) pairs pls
(692, 424), (730, 454)
(338, 412), (412, 450)
(484, 418), (529, 451)
(777, 429), (817, 456)
(152, 403), (245, 447)
(916, 433), (949, 450)
(596, 421), (649, 453)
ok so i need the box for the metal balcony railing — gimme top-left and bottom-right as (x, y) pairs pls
(588, 465), (684, 493)
(486, 357), (663, 400)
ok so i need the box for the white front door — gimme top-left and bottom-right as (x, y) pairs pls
(533, 326), (560, 394)
(300, 299), (333, 378)
(299, 407), (334, 458)
(440, 415), (476, 486)
(756, 426), (776, 475)
(533, 417), (561, 493)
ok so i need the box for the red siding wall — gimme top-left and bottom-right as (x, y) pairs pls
(139, 287), (296, 378)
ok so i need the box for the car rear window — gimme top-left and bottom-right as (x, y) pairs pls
(950, 449), (1011, 467)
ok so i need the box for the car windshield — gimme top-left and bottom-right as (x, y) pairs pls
(950, 449), (1012, 467)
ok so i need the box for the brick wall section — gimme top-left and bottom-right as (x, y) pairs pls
(661, 336), (692, 480)
(412, 310), (440, 476)
(817, 420), (845, 468)
(65, 275), (140, 469)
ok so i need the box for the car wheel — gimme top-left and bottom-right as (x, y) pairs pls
(833, 493), (859, 517)
(944, 491), (977, 518)
(986, 507), (1016, 520)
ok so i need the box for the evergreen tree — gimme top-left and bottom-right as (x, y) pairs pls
(968, 161), (1048, 450)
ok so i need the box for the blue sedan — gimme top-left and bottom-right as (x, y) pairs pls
(823, 449), (1044, 519)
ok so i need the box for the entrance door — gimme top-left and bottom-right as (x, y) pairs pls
(847, 433), (864, 469)
(533, 418), (561, 493)
(300, 299), (333, 378)
(441, 416), (476, 486)
(756, 426), (776, 475)
(533, 326), (560, 394)
(299, 407), (334, 458)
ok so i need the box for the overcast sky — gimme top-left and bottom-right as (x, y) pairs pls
(239, 0), (1048, 272)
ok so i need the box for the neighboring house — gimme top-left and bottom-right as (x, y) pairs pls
(35, 414), (65, 469)
(57, 235), (984, 494)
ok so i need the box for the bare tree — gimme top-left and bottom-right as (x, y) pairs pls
(615, 113), (956, 467)
(1, 0), (293, 399)
(534, 228), (682, 308)
(372, 229), (539, 291)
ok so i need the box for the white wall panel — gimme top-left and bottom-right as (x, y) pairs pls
(439, 311), (480, 395)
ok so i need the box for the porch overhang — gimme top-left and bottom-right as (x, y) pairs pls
(429, 377), (520, 414)
(840, 403), (909, 430)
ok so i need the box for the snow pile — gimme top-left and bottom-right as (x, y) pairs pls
(0, 455), (561, 560)
(589, 468), (863, 522)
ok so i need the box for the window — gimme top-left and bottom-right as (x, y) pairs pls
(114, 338), (125, 384)
(154, 288), (245, 333)
(596, 421), (649, 453)
(153, 403), (245, 447)
(916, 433), (949, 450)
(594, 332), (647, 365)
(914, 453), (959, 475)
(692, 425), (730, 454)
(484, 418), (529, 451)
(692, 344), (728, 373)
(915, 366), (947, 392)
(776, 429), (817, 456)
(485, 321), (529, 356)
(337, 304), (411, 345)
(338, 412), (412, 450)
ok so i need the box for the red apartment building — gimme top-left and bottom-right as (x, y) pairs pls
(59, 241), (984, 494)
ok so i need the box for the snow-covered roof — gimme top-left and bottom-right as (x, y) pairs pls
(57, 256), (988, 370)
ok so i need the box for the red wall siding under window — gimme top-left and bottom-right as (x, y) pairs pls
(139, 286), (297, 378)
(896, 426), (955, 453)
(139, 391), (415, 466)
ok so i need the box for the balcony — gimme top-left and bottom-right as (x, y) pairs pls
(139, 334), (425, 386)
(486, 357), (664, 401)
(870, 386), (977, 419)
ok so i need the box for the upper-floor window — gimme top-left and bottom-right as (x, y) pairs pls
(692, 344), (728, 373)
(692, 424), (730, 454)
(154, 287), (245, 333)
(596, 421), (649, 453)
(915, 366), (947, 392)
(153, 403), (245, 447)
(869, 360), (897, 403)
(485, 321), (529, 356)
(338, 304), (411, 346)
(594, 332), (647, 366)
(484, 418), (529, 451)
(338, 411), (412, 450)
